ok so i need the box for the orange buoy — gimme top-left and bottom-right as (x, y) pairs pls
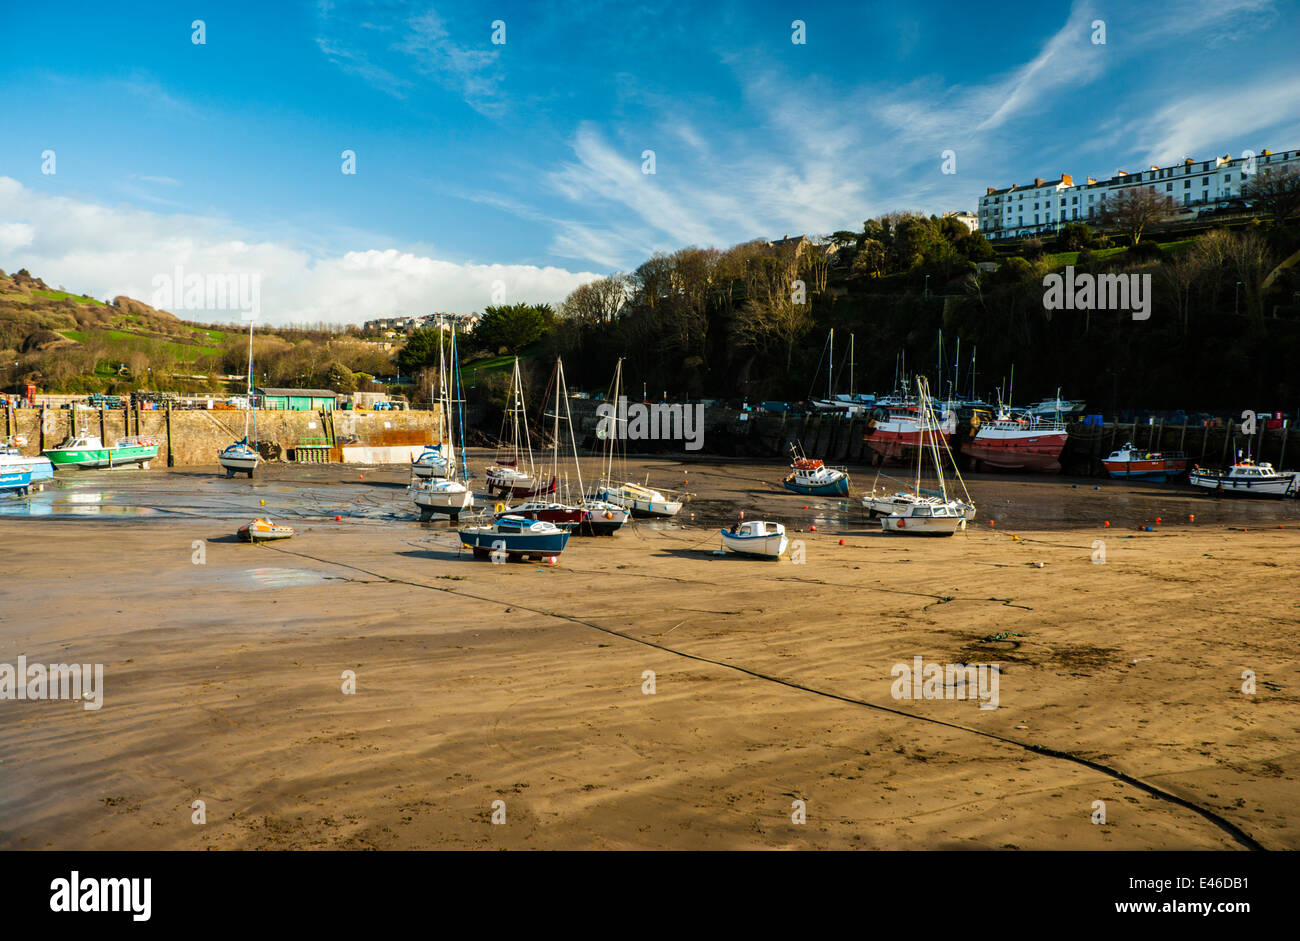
(809, 524), (816, 531)
(335, 515), (342, 521)
(988, 519), (994, 526)
(1155, 516), (1162, 525)
(839, 539), (845, 545)
(1189, 514), (1195, 522)
(739, 510), (745, 519)
(1104, 520), (1110, 527)
(802, 505), (809, 510)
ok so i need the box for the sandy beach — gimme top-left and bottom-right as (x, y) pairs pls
(0, 454), (1296, 850)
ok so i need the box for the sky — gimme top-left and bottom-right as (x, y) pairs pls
(1, 0), (1298, 324)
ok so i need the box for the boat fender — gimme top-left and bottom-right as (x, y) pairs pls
(495, 502), (505, 513)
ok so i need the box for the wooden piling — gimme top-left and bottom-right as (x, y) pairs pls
(1178, 422), (1187, 453)
(99, 405), (106, 443)
(165, 404), (174, 467)
(39, 406), (46, 452)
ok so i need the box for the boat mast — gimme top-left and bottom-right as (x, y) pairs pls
(849, 333), (855, 400)
(828, 329), (833, 400)
(452, 326), (469, 484)
(245, 317), (255, 443)
(558, 359), (585, 497)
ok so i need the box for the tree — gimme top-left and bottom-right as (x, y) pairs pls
(1097, 186), (1176, 244)
(396, 327), (446, 375)
(1055, 222), (1094, 251)
(1243, 167), (1300, 226)
(325, 362), (357, 393)
(473, 304), (553, 354)
(851, 239), (887, 278)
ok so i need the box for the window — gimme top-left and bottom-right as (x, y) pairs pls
(1184, 179), (1191, 188)
(1166, 183), (1172, 191)
(1224, 174), (1231, 181)
(1034, 214), (1039, 223)
(1184, 194), (1190, 206)
(1034, 203), (1039, 210)
(1072, 196), (1078, 203)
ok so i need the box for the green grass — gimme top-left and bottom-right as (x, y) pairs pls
(58, 327), (225, 362)
(30, 289), (105, 305)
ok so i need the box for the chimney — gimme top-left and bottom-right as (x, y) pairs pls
(1061, 173), (1073, 186)
(986, 187), (996, 195)
(1184, 158), (1194, 165)
(1087, 177), (1097, 185)
(1117, 170), (1128, 176)
(1034, 177), (1045, 186)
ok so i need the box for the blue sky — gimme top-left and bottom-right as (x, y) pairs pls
(1, 0), (1297, 322)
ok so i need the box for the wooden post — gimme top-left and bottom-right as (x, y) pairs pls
(1221, 422), (1232, 465)
(1178, 422), (1187, 453)
(133, 400), (140, 437)
(99, 404), (106, 443)
(39, 406), (46, 453)
(1279, 425), (1289, 471)
(165, 404), (174, 467)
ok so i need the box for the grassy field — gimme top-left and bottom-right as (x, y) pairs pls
(58, 328), (226, 362)
(29, 288), (105, 305)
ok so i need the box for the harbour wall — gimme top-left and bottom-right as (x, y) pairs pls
(562, 400), (1298, 475)
(1, 403), (440, 467)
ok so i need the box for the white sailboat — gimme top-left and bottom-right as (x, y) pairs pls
(881, 377), (974, 536)
(484, 358), (557, 499)
(218, 320), (261, 478)
(410, 325), (474, 520)
(411, 329), (454, 479)
(591, 359), (686, 518)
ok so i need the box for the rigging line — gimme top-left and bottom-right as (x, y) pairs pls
(256, 541), (1264, 852)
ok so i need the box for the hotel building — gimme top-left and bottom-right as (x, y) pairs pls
(977, 147), (1300, 240)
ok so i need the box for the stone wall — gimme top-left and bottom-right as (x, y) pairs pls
(1, 403), (440, 467)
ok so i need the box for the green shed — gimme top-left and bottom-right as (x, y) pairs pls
(257, 387), (338, 411)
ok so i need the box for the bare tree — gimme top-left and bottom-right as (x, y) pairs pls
(1242, 166), (1300, 226)
(1098, 185), (1177, 244)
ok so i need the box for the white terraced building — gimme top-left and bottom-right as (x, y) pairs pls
(977, 147), (1300, 241)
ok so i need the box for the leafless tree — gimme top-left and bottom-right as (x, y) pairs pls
(1098, 185), (1177, 244)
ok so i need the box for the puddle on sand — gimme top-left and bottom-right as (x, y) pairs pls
(239, 567), (331, 588)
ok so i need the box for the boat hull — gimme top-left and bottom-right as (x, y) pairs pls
(720, 530), (788, 559)
(865, 429), (954, 463)
(411, 483), (474, 520)
(494, 504), (585, 529)
(964, 433), (1067, 472)
(782, 475), (850, 496)
(0, 470), (32, 493)
(881, 514), (963, 536)
(46, 443), (159, 470)
(578, 504), (629, 535)
(1103, 458), (1188, 480)
(238, 521), (295, 542)
(486, 471), (557, 499)
(598, 487), (682, 518)
(458, 527), (571, 558)
(1188, 472), (1296, 497)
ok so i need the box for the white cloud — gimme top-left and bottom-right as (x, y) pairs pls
(1138, 75), (1300, 165)
(0, 177), (601, 324)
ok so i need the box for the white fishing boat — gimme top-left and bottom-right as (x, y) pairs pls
(720, 520), (788, 559)
(219, 319), (262, 478)
(237, 518), (295, 542)
(410, 324), (474, 520)
(1189, 459), (1298, 497)
(880, 377), (972, 537)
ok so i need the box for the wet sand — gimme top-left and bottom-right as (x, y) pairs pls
(0, 453), (1296, 850)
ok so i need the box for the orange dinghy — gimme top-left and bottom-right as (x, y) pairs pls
(238, 518), (295, 542)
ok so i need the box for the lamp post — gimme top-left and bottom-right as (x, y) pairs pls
(924, 274), (930, 299)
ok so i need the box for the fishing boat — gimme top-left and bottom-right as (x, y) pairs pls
(720, 520), (788, 559)
(0, 469), (32, 494)
(591, 359), (686, 518)
(409, 324), (474, 520)
(1189, 459), (1298, 497)
(45, 434), (159, 470)
(458, 514), (571, 561)
(880, 377), (973, 537)
(1102, 442), (1189, 480)
(964, 408), (1068, 473)
(484, 358), (557, 499)
(237, 518), (295, 542)
(864, 404), (956, 465)
(220, 321), (262, 478)
(0, 443), (53, 481)
(411, 444), (451, 479)
(782, 445), (850, 496)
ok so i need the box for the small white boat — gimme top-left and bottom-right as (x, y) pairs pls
(881, 501), (966, 536)
(238, 518), (295, 542)
(218, 438), (259, 477)
(862, 488), (976, 521)
(1189, 460), (1298, 497)
(578, 498), (629, 535)
(720, 520), (788, 558)
(598, 482), (683, 518)
(410, 477), (474, 520)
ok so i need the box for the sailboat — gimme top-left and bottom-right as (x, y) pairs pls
(411, 328), (454, 479)
(484, 358), (557, 499)
(410, 325), (474, 520)
(218, 319), (261, 478)
(494, 358), (588, 530)
(591, 359), (685, 518)
(880, 377), (974, 536)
